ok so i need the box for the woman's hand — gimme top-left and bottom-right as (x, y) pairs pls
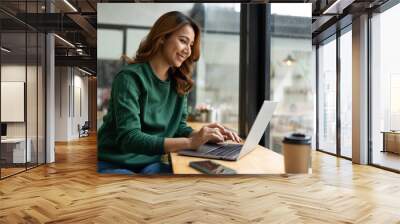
(204, 123), (242, 143)
(189, 126), (225, 149)
(188, 123), (242, 149)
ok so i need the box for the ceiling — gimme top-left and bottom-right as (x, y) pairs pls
(310, 0), (390, 43)
(1, 0), (98, 73)
(0, 0), (395, 75)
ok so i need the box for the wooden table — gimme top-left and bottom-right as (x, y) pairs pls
(170, 122), (284, 174)
(170, 146), (284, 174)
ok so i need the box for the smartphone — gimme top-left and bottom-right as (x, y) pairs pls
(189, 160), (237, 175)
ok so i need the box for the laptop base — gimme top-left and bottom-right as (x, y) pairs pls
(178, 143), (242, 161)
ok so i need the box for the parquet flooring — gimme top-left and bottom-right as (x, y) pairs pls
(1, 167), (26, 177)
(373, 151), (400, 171)
(1, 135), (400, 223)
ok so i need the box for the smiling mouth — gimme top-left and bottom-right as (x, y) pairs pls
(178, 54), (186, 61)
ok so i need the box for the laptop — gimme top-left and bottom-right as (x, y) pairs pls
(178, 101), (278, 161)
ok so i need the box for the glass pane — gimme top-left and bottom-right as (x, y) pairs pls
(27, 31), (38, 169)
(269, 3), (313, 153)
(97, 60), (122, 128)
(340, 29), (352, 158)
(318, 37), (337, 154)
(98, 3), (195, 27)
(1, 30), (27, 177)
(97, 28), (124, 128)
(126, 29), (149, 60)
(38, 33), (46, 165)
(193, 3), (240, 131)
(24, 0), (39, 169)
(371, 4), (400, 171)
(97, 29), (123, 60)
(39, 1), (47, 14)
(0, 1), (27, 32)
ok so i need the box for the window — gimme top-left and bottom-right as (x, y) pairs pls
(0, 1), (46, 179)
(371, 3), (400, 171)
(269, 3), (313, 153)
(97, 29), (124, 60)
(126, 29), (149, 59)
(339, 28), (352, 158)
(192, 3), (240, 131)
(317, 37), (337, 154)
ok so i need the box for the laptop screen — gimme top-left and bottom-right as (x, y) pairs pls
(238, 101), (278, 158)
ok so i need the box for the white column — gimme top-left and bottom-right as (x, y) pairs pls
(46, 33), (55, 163)
(45, 1), (56, 163)
(352, 14), (369, 164)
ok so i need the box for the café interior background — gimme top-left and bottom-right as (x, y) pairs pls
(97, 3), (312, 153)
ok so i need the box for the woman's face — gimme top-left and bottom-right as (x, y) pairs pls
(161, 24), (195, 68)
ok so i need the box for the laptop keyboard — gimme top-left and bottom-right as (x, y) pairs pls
(207, 144), (242, 157)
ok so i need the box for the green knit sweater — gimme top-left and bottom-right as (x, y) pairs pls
(97, 62), (193, 168)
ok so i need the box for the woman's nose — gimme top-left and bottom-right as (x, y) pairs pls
(184, 45), (191, 56)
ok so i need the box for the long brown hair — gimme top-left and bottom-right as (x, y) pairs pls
(123, 11), (201, 96)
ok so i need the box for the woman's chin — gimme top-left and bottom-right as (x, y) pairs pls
(174, 61), (183, 67)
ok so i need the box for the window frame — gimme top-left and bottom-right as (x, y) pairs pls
(315, 23), (353, 161)
(368, 0), (400, 173)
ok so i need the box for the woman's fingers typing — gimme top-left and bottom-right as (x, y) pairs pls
(209, 133), (224, 142)
(233, 132), (242, 143)
(206, 123), (226, 134)
(227, 131), (235, 142)
(202, 123), (242, 143)
(207, 127), (224, 142)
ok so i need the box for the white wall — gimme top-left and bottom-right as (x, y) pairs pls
(1, 64), (46, 163)
(1, 65), (26, 81)
(55, 67), (68, 141)
(1, 65), (34, 138)
(72, 73), (89, 138)
(55, 67), (89, 141)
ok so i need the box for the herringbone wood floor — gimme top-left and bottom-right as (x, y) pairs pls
(1, 135), (400, 223)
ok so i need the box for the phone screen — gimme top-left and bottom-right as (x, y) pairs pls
(189, 160), (237, 174)
(193, 161), (221, 172)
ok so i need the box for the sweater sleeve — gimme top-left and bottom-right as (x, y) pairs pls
(174, 95), (194, 138)
(113, 71), (165, 155)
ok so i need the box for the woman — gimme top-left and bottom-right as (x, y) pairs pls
(97, 11), (241, 174)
